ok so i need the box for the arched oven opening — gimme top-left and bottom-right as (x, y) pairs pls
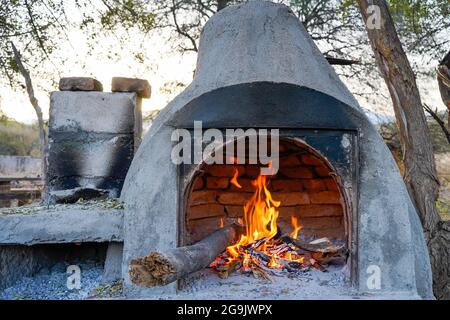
(181, 137), (351, 290)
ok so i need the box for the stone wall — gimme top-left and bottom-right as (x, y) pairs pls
(0, 156), (42, 180)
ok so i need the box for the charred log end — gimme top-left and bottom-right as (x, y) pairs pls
(128, 224), (243, 287)
(129, 253), (176, 287)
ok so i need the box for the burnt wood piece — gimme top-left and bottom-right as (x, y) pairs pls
(129, 224), (243, 287)
(244, 246), (270, 263)
(325, 56), (359, 65)
(281, 236), (347, 255)
(242, 246), (308, 272)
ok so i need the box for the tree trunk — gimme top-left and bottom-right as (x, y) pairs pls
(11, 42), (48, 189)
(428, 220), (450, 299)
(357, 0), (449, 299)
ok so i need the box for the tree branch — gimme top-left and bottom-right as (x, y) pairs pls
(10, 41), (47, 187)
(24, 0), (50, 59)
(423, 104), (450, 144)
(171, 0), (198, 52)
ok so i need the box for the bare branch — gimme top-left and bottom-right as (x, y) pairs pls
(171, 0), (198, 52)
(10, 41), (48, 187)
(423, 104), (450, 144)
(196, 0), (215, 15)
(24, 0), (50, 59)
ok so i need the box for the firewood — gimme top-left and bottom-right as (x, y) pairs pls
(243, 246), (270, 263)
(270, 243), (290, 255)
(129, 224), (243, 287)
(318, 255), (347, 266)
(281, 236), (347, 255)
(251, 264), (273, 281)
(218, 259), (241, 279)
(251, 237), (268, 248)
(309, 258), (327, 272)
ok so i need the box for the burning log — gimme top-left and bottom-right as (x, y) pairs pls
(209, 235), (348, 278)
(129, 224), (243, 287)
(208, 170), (348, 279)
(243, 244), (270, 262)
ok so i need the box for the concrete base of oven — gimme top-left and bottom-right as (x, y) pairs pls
(123, 266), (427, 300)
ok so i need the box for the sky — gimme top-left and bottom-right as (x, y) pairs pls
(0, 2), (445, 125)
(0, 27), (198, 124)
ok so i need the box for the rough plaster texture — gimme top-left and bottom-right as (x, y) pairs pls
(47, 91), (141, 203)
(50, 92), (138, 134)
(102, 242), (124, 283)
(48, 133), (134, 179)
(0, 207), (123, 245)
(120, 1), (433, 298)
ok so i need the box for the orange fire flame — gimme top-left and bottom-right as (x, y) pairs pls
(223, 166), (304, 269)
(227, 173), (280, 258)
(290, 216), (302, 239)
(230, 168), (242, 189)
(211, 163), (311, 278)
(268, 255), (283, 269)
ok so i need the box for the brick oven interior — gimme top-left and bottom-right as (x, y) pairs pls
(184, 137), (349, 270)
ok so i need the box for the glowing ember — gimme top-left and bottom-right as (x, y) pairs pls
(268, 255), (283, 269)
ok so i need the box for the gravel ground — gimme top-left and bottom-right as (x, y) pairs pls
(0, 262), (104, 300)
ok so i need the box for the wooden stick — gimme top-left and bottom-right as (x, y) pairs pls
(129, 224), (243, 287)
(281, 236), (347, 255)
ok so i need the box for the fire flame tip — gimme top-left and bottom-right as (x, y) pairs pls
(230, 167), (242, 189)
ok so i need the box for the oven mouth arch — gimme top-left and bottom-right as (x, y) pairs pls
(179, 133), (356, 285)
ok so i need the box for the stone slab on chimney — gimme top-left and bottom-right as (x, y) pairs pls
(59, 77), (103, 92)
(111, 77), (151, 99)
